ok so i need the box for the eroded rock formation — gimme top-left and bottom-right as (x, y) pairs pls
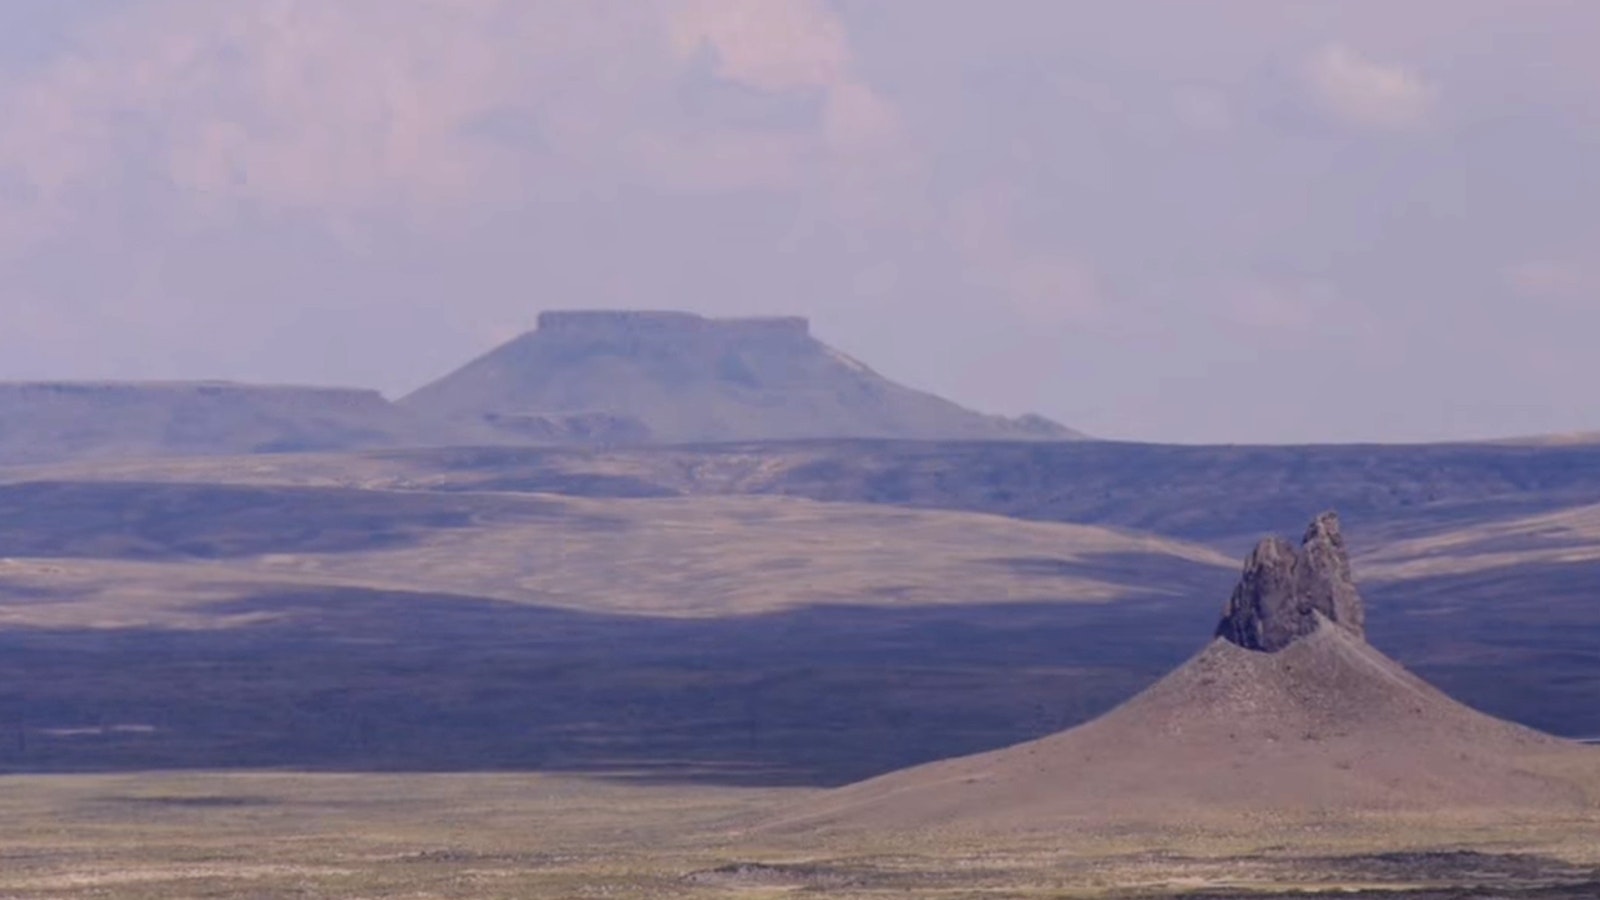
(1215, 511), (1366, 652)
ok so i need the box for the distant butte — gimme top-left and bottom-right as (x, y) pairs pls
(398, 309), (1086, 445)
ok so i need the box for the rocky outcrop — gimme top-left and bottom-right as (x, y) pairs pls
(535, 310), (810, 340)
(1215, 511), (1366, 652)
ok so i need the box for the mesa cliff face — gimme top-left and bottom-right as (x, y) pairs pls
(399, 310), (1085, 445)
(1215, 511), (1366, 652)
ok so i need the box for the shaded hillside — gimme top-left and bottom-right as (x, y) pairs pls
(13, 443), (1600, 746)
(81, 439), (1597, 550)
(712, 440), (1600, 549)
(0, 382), (420, 464)
(0, 483), (1232, 781)
(1353, 503), (1600, 739)
(400, 311), (1081, 444)
(32, 439), (1600, 549)
(10, 382), (1600, 542)
(1, 477), (1598, 782)
(0, 480), (1233, 781)
(0, 591), (1226, 783)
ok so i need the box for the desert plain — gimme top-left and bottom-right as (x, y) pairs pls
(1, 440), (1599, 898)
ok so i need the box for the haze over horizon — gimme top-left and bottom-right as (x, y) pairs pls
(0, 1), (1596, 444)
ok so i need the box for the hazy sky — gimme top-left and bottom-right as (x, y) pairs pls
(0, 1), (1596, 443)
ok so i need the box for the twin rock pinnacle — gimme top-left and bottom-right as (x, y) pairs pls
(1215, 511), (1367, 652)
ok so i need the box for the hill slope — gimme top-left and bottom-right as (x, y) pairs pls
(399, 310), (1083, 444)
(777, 515), (1600, 833)
(779, 624), (1593, 833)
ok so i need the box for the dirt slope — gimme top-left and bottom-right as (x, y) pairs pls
(776, 622), (1600, 835)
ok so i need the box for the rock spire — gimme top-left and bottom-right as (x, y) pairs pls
(1215, 511), (1366, 652)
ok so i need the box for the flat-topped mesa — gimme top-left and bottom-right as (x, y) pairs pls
(1216, 511), (1367, 652)
(0, 380), (419, 464)
(400, 308), (1086, 443)
(0, 381), (384, 398)
(534, 310), (810, 341)
(0, 381), (393, 412)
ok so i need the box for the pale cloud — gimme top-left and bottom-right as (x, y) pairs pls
(0, 0), (906, 246)
(1305, 43), (1435, 131)
(948, 184), (1104, 324)
(1172, 85), (1233, 133)
(668, 0), (849, 93)
(2, 1), (542, 224)
(1505, 259), (1584, 295)
(1504, 258), (1596, 309)
(665, 0), (902, 151)
(663, 0), (912, 221)
(1225, 279), (1343, 332)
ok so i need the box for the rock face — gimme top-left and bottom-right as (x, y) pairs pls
(399, 310), (1087, 445)
(1215, 511), (1366, 652)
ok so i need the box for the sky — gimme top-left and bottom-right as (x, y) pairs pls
(0, 0), (1596, 444)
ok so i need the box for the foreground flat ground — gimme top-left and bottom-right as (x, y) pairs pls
(1, 772), (1597, 899)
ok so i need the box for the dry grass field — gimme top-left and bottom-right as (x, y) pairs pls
(0, 490), (1233, 624)
(0, 482), (1238, 783)
(0, 771), (1596, 899)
